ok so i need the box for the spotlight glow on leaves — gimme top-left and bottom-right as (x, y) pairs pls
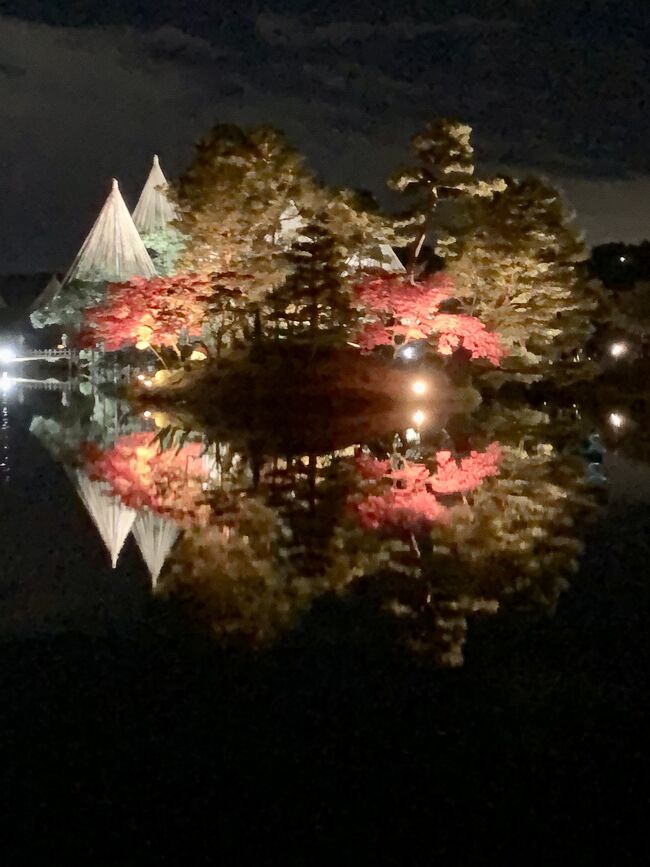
(353, 273), (506, 365)
(79, 274), (213, 354)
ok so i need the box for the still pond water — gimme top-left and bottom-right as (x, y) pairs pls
(1, 375), (649, 665)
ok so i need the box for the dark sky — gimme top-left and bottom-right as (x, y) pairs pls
(0, 0), (648, 272)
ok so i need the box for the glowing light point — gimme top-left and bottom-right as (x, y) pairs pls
(619, 255), (626, 263)
(413, 409), (426, 427)
(143, 379), (153, 388)
(401, 345), (416, 360)
(0, 347), (16, 364)
(609, 341), (628, 359)
(412, 379), (427, 396)
(608, 411), (625, 429)
(405, 427), (420, 444)
(137, 374), (146, 381)
(143, 410), (152, 419)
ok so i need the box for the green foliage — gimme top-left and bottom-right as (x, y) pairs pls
(267, 219), (357, 343)
(437, 177), (599, 380)
(173, 124), (321, 301)
(389, 118), (506, 261)
(173, 123), (404, 311)
(316, 188), (406, 274)
(202, 277), (249, 358)
(140, 228), (185, 276)
(30, 279), (105, 331)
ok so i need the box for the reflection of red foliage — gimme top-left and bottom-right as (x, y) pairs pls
(82, 432), (212, 527)
(429, 442), (502, 494)
(79, 274), (212, 351)
(355, 455), (391, 480)
(351, 443), (502, 534)
(355, 489), (449, 534)
(353, 273), (506, 366)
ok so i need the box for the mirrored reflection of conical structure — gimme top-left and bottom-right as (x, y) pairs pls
(64, 179), (157, 285)
(133, 155), (178, 235)
(71, 469), (136, 568)
(132, 510), (180, 587)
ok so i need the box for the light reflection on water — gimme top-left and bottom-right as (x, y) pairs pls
(1, 379), (649, 665)
(0, 396), (10, 484)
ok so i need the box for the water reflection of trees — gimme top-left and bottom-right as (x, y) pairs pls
(30, 390), (599, 666)
(158, 404), (598, 666)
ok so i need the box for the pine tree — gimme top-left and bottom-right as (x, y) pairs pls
(389, 118), (505, 264)
(267, 220), (355, 343)
(322, 188), (407, 274)
(437, 177), (599, 380)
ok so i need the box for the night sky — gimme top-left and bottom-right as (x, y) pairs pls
(0, 0), (648, 272)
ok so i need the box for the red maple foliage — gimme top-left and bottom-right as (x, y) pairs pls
(350, 443), (502, 534)
(82, 432), (213, 527)
(79, 274), (213, 353)
(353, 272), (506, 366)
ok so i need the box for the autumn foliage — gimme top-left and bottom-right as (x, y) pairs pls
(350, 443), (502, 534)
(82, 432), (212, 526)
(79, 275), (212, 353)
(353, 272), (506, 365)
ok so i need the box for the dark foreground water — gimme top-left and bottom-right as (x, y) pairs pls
(0, 380), (648, 862)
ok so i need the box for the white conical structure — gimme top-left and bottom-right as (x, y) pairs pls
(133, 155), (178, 235)
(275, 202), (311, 244)
(71, 469), (136, 568)
(132, 510), (180, 587)
(376, 243), (405, 272)
(64, 179), (157, 285)
(346, 244), (405, 273)
(29, 274), (62, 312)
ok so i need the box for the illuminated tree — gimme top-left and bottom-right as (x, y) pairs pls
(320, 188), (407, 274)
(267, 221), (356, 341)
(174, 124), (409, 318)
(438, 177), (599, 379)
(173, 124), (321, 301)
(140, 227), (186, 276)
(31, 279), (105, 332)
(389, 119), (506, 264)
(353, 273), (506, 365)
(79, 274), (212, 358)
(203, 276), (248, 358)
